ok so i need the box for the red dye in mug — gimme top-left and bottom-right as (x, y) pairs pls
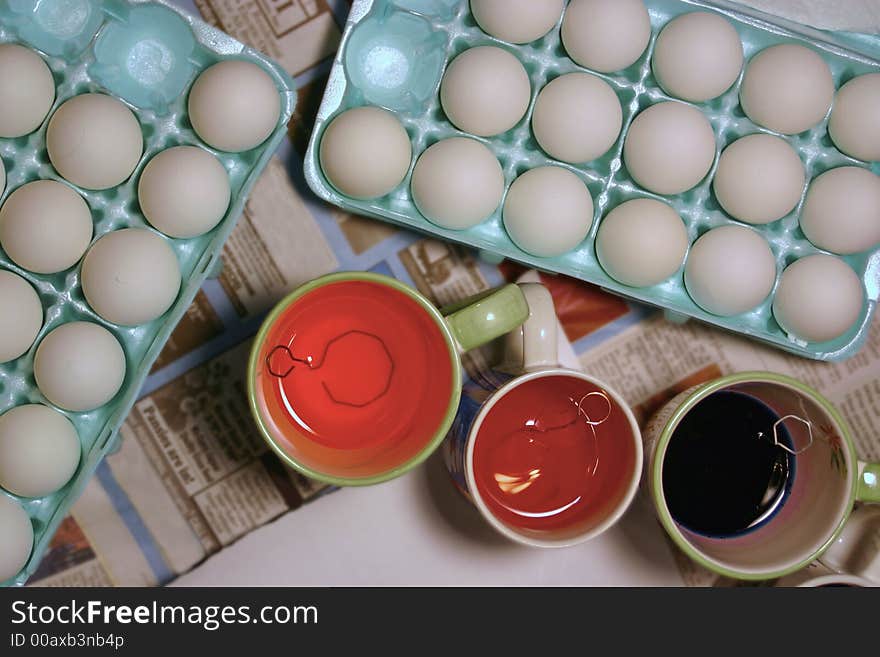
(473, 375), (638, 533)
(254, 280), (455, 478)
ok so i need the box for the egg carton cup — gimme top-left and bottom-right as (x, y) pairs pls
(0, 0), (296, 586)
(304, 0), (880, 363)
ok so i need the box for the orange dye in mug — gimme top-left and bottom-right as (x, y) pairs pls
(473, 375), (637, 533)
(254, 280), (455, 479)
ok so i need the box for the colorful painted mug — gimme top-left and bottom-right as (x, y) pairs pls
(643, 372), (880, 581)
(248, 272), (529, 486)
(443, 284), (643, 548)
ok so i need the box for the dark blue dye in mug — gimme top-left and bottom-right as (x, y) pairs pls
(662, 390), (795, 538)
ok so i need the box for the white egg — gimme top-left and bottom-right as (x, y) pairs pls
(740, 44), (834, 135)
(800, 167), (880, 255)
(773, 255), (863, 343)
(561, 0), (651, 73)
(0, 404), (80, 498)
(597, 198), (688, 287)
(0, 495), (32, 583)
(34, 322), (126, 412)
(623, 101), (716, 195)
(532, 72), (622, 163)
(138, 146), (231, 239)
(471, 0), (565, 44)
(0, 157), (5, 196)
(81, 228), (181, 326)
(47, 94), (143, 190)
(0, 271), (42, 363)
(685, 225), (776, 316)
(411, 137), (504, 230)
(503, 166), (593, 257)
(440, 46), (530, 137)
(0, 180), (93, 274)
(829, 73), (880, 162)
(0, 44), (55, 138)
(188, 60), (281, 153)
(713, 134), (805, 225)
(320, 107), (412, 200)
(652, 12), (743, 103)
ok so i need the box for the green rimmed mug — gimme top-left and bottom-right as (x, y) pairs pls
(643, 372), (880, 581)
(248, 272), (529, 486)
(443, 284), (643, 548)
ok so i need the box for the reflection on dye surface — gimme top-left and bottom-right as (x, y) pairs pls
(473, 375), (637, 533)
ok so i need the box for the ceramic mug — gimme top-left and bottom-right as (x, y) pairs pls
(775, 505), (880, 586)
(443, 283), (643, 548)
(248, 272), (529, 486)
(643, 372), (880, 581)
(795, 574), (875, 587)
(775, 562), (877, 587)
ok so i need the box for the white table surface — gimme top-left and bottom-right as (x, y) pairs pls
(174, 454), (684, 586)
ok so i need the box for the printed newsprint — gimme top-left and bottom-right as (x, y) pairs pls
(25, 0), (880, 587)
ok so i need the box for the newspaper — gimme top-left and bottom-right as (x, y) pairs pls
(25, 0), (880, 587)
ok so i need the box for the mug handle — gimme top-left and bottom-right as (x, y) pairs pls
(821, 512), (880, 583)
(444, 284), (529, 352)
(857, 461), (880, 503)
(499, 283), (559, 372)
(817, 461), (880, 583)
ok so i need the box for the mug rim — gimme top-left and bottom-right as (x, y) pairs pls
(247, 271), (463, 487)
(464, 368), (644, 548)
(650, 371), (859, 581)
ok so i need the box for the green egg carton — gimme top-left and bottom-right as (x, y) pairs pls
(0, 0), (296, 586)
(304, 0), (880, 362)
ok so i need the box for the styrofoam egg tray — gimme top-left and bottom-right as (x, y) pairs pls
(304, 0), (880, 362)
(0, 0), (295, 586)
